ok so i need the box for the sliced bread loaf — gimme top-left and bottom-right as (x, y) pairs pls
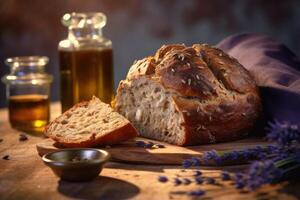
(45, 96), (138, 147)
(115, 44), (262, 146)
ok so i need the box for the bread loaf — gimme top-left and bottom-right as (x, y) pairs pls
(45, 96), (137, 147)
(114, 44), (262, 146)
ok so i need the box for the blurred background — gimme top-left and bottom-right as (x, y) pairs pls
(0, 0), (299, 107)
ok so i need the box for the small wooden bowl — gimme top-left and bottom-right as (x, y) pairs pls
(42, 148), (110, 182)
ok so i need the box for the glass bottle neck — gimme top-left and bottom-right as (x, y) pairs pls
(11, 65), (45, 76)
(68, 27), (103, 41)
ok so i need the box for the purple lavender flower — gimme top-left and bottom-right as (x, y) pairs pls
(194, 170), (202, 176)
(135, 140), (146, 147)
(158, 176), (168, 183)
(266, 120), (300, 146)
(191, 157), (201, 166)
(202, 145), (275, 165)
(187, 189), (205, 196)
(145, 142), (154, 148)
(206, 177), (216, 184)
(246, 160), (282, 190)
(182, 159), (193, 168)
(145, 144), (153, 148)
(230, 151), (240, 160)
(203, 150), (218, 161)
(182, 178), (192, 185)
(182, 157), (202, 168)
(234, 173), (246, 189)
(203, 150), (220, 164)
(266, 145), (279, 154)
(221, 171), (231, 181)
(174, 177), (182, 186)
(195, 176), (203, 184)
(232, 160), (284, 190)
(235, 180), (246, 189)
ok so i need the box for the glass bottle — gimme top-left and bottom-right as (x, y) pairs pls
(1, 56), (53, 133)
(58, 12), (114, 112)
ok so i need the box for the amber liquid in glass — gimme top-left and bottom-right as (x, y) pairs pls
(59, 48), (114, 112)
(8, 94), (50, 133)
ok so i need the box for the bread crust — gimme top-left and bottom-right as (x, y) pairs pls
(44, 98), (138, 148)
(48, 123), (137, 148)
(117, 44), (262, 146)
(173, 94), (261, 145)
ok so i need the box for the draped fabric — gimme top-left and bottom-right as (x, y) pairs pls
(217, 33), (300, 125)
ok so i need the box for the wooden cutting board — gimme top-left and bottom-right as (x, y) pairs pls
(36, 137), (271, 165)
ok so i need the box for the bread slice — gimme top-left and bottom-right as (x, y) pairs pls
(45, 96), (138, 147)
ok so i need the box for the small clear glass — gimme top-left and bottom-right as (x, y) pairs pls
(1, 56), (53, 133)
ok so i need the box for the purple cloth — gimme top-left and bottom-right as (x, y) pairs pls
(217, 33), (300, 125)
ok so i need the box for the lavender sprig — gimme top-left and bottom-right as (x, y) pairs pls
(201, 120), (300, 166)
(266, 120), (300, 147)
(201, 145), (275, 165)
(158, 120), (300, 195)
(233, 156), (300, 190)
(233, 120), (300, 190)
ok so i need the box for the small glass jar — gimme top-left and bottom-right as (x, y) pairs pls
(58, 12), (114, 112)
(1, 56), (53, 134)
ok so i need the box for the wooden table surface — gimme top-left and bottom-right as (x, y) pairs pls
(0, 103), (299, 200)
